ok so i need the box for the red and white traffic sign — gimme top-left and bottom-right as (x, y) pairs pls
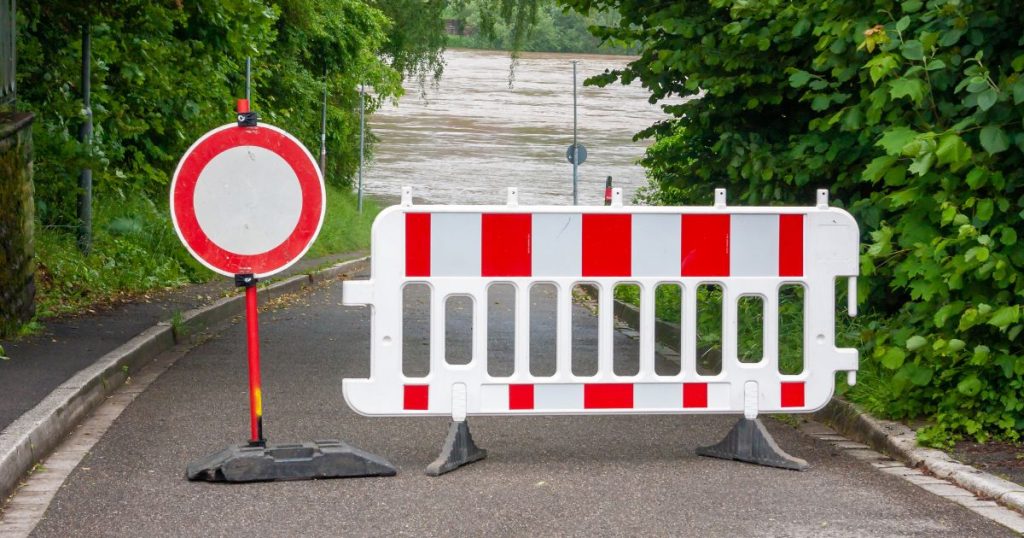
(170, 122), (325, 278)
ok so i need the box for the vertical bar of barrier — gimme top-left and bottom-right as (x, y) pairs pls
(597, 282), (614, 379)
(764, 284), (780, 374)
(639, 282), (656, 378)
(555, 283), (573, 379)
(514, 283), (530, 378)
(682, 283), (698, 378)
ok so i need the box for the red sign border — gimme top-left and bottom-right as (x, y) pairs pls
(170, 123), (325, 278)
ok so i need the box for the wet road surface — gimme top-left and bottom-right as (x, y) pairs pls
(29, 277), (1012, 537)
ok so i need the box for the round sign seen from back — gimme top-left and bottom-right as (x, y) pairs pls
(566, 143), (587, 165)
(170, 123), (325, 278)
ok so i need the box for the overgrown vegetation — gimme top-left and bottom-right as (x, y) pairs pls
(569, 0), (1024, 446)
(306, 189), (381, 258)
(13, 1), (424, 320)
(34, 186), (375, 318)
(614, 284), (811, 375)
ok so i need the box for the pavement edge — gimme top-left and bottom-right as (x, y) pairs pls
(813, 397), (1024, 514)
(0, 255), (370, 501)
(610, 295), (1024, 516)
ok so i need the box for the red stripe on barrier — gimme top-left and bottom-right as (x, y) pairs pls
(583, 383), (633, 409)
(779, 214), (804, 277)
(509, 384), (534, 410)
(403, 385), (429, 410)
(482, 213), (532, 277)
(406, 213), (431, 277)
(681, 214), (730, 276)
(780, 382), (804, 408)
(682, 382), (708, 408)
(582, 214), (631, 276)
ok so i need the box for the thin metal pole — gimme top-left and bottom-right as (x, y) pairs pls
(572, 60), (578, 206)
(77, 22), (92, 254)
(245, 57), (251, 103)
(358, 83), (365, 213)
(10, 0), (16, 111)
(319, 66), (327, 174)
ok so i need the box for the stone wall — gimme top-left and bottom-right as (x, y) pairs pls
(0, 112), (36, 336)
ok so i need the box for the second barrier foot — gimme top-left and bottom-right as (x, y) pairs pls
(696, 417), (809, 471)
(425, 420), (487, 476)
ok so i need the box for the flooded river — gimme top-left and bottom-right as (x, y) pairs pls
(365, 49), (670, 206)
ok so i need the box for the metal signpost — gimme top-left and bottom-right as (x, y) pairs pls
(170, 98), (394, 483)
(566, 62), (587, 204)
(571, 60), (578, 205)
(319, 67), (327, 174)
(358, 83), (365, 213)
(77, 23), (92, 254)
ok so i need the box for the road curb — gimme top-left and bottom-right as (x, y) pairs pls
(607, 295), (1024, 516)
(0, 255), (369, 502)
(813, 397), (1024, 514)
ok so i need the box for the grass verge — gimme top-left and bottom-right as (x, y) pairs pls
(32, 185), (377, 320)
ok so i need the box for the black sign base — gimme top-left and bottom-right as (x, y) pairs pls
(696, 417), (809, 471)
(186, 439), (396, 482)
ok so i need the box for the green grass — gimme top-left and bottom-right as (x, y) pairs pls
(35, 195), (208, 317)
(306, 186), (380, 258)
(33, 185), (377, 320)
(613, 282), (826, 375)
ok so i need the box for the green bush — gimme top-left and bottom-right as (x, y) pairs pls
(567, 0), (1024, 446)
(34, 195), (207, 317)
(19, 0), (402, 230)
(35, 185), (377, 318)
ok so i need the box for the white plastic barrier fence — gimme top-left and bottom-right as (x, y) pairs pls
(343, 187), (859, 421)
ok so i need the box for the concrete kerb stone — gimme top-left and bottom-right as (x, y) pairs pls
(605, 294), (1024, 516)
(0, 255), (370, 502)
(814, 397), (1024, 515)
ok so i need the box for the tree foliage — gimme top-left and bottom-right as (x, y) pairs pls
(564, 0), (1024, 446)
(18, 0), (402, 227)
(375, 0), (448, 86)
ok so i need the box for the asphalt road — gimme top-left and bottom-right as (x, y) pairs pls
(31, 276), (1012, 536)
(0, 250), (364, 430)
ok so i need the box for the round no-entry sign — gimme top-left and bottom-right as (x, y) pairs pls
(170, 123), (325, 278)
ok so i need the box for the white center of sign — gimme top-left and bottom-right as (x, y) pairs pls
(192, 146), (303, 255)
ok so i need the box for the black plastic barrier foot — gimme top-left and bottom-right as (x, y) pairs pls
(186, 439), (397, 482)
(425, 420), (487, 476)
(696, 417), (809, 471)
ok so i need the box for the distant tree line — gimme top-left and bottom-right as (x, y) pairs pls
(446, 0), (633, 54)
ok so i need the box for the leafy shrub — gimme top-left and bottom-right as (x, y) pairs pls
(567, 0), (1024, 446)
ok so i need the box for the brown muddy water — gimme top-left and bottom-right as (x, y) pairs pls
(365, 49), (674, 206)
